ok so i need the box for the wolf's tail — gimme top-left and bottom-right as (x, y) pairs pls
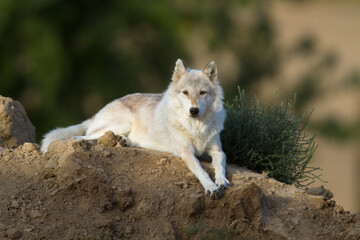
(40, 119), (92, 153)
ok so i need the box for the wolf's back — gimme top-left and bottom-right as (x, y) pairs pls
(40, 119), (92, 153)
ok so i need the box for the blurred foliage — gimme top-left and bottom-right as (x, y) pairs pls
(344, 70), (360, 88)
(312, 119), (360, 141)
(284, 33), (360, 142)
(293, 51), (338, 111)
(0, 0), (277, 141)
(292, 34), (317, 57)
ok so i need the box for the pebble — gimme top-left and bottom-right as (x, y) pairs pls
(335, 206), (344, 214)
(22, 143), (38, 152)
(11, 200), (20, 209)
(157, 157), (168, 166)
(95, 220), (113, 228)
(93, 145), (104, 152)
(124, 226), (133, 234)
(102, 150), (112, 157)
(29, 209), (42, 218)
(24, 226), (35, 233)
(291, 217), (300, 225)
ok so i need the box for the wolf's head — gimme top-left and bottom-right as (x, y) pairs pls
(168, 59), (224, 119)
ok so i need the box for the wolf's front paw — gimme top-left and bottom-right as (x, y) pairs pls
(215, 177), (231, 189)
(207, 189), (223, 199)
(205, 183), (223, 199)
(118, 135), (129, 147)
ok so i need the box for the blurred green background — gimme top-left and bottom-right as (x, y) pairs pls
(1, 0), (359, 211)
(0, 0), (278, 138)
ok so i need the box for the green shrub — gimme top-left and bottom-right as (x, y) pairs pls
(221, 88), (323, 187)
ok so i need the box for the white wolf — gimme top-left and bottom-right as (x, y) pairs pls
(41, 59), (230, 198)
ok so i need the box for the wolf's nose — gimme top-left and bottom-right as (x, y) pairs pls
(189, 107), (199, 116)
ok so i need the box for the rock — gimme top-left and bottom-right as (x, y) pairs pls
(97, 131), (118, 147)
(0, 96), (35, 148)
(231, 183), (266, 222)
(335, 206), (345, 214)
(6, 228), (23, 239)
(92, 145), (105, 152)
(124, 225), (133, 234)
(29, 209), (42, 218)
(0, 222), (6, 231)
(157, 157), (168, 166)
(114, 189), (134, 211)
(346, 227), (360, 239)
(11, 200), (20, 209)
(102, 149), (112, 157)
(291, 217), (300, 225)
(305, 185), (334, 200)
(21, 142), (39, 153)
(95, 220), (113, 229)
(24, 226), (35, 233)
(181, 193), (205, 217)
(114, 188), (134, 211)
(47, 139), (90, 154)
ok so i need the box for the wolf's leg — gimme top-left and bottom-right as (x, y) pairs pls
(207, 136), (230, 188)
(73, 133), (130, 147)
(73, 123), (132, 146)
(209, 148), (230, 188)
(72, 132), (104, 141)
(180, 149), (222, 199)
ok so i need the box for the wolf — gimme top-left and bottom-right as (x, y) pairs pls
(41, 59), (230, 198)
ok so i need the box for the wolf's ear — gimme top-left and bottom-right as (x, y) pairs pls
(203, 61), (218, 82)
(172, 59), (186, 82)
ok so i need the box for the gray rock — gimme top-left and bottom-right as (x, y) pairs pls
(0, 96), (35, 148)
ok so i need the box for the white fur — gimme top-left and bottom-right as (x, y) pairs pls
(41, 59), (230, 197)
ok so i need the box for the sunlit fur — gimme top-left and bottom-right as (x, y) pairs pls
(41, 59), (230, 196)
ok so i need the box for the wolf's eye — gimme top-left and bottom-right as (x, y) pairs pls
(183, 90), (189, 95)
(200, 91), (207, 95)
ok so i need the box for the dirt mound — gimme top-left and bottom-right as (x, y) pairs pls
(0, 97), (359, 239)
(0, 96), (35, 148)
(0, 139), (359, 239)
